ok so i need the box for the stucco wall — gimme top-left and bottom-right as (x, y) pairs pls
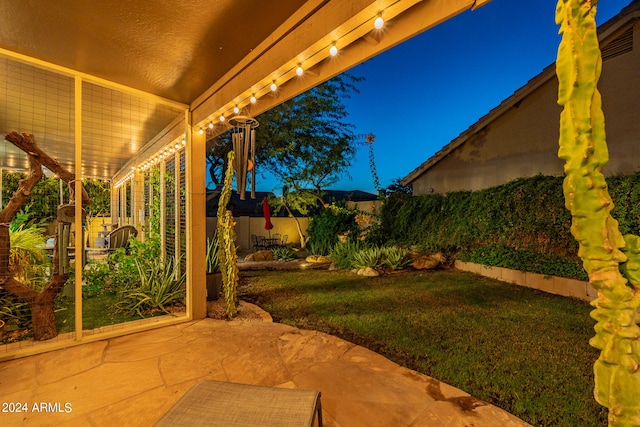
(412, 22), (640, 195)
(207, 216), (310, 253)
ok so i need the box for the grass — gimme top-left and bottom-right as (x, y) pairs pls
(55, 293), (151, 333)
(239, 269), (608, 427)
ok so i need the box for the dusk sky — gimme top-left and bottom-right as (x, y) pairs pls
(321, 0), (633, 194)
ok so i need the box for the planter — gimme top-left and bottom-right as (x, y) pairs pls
(207, 272), (223, 301)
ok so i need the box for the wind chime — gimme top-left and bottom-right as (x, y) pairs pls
(228, 115), (259, 200)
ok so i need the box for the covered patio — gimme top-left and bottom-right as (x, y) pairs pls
(0, 0), (491, 360)
(0, 1), (537, 425)
(0, 308), (530, 426)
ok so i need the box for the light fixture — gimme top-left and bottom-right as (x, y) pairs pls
(198, 127), (204, 135)
(374, 15), (384, 29)
(219, 115), (225, 122)
(233, 105), (240, 114)
(175, 143), (181, 150)
(270, 82), (277, 92)
(250, 95), (257, 104)
(182, 139), (187, 146)
(208, 122), (214, 129)
(296, 65), (304, 76)
(329, 44), (338, 56)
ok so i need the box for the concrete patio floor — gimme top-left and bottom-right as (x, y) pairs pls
(0, 303), (531, 426)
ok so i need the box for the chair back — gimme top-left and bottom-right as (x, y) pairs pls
(107, 225), (138, 250)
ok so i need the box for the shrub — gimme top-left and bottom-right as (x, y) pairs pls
(352, 246), (385, 269)
(271, 247), (296, 261)
(329, 240), (369, 269)
(380, 246), (412, 270)
(308, 202), (360, 255)
(113, 256), (185, 317)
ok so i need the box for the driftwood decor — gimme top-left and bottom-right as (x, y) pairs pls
(1, 131), (90, 340)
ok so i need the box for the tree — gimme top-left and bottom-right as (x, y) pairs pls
(1, 132), (90, 340)
(205, 73), (362, 197)
(267, 187), (320, 249)
(385, 177), (413, 196)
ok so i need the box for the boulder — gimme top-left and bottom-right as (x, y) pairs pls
(412, 252), (445, 270)
(305, 255), (331, 263)
(244, 250), (274, 262)
(358, 267), (380, 277)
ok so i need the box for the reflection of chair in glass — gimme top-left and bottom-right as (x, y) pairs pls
(155, 380), (323, 427)
(106, 225), (138, 253)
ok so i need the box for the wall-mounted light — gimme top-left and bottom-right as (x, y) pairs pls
(233, 105), (240, 114)
(329, 44), (338, 56)
(270, 82), (278, 92)
(250, 95), (257, 104)
(296, 65), (304, 76)
(219, 115), (225, 122)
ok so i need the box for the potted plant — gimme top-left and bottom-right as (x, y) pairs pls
(206, 237), (222, 300)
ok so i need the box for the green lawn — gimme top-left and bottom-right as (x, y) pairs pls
(55, 293), (152, 333)
(239, 269), (607, 427)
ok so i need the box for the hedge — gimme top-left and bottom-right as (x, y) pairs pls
(380, 174), (640, 280)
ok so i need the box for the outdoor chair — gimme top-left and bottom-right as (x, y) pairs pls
(155, 380), (323, 427)
(281, 234), (288, 246)
(106, 225), (138, 253)
(252, 234), (266, 251)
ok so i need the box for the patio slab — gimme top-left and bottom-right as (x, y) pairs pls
(0, 305), (531, 426)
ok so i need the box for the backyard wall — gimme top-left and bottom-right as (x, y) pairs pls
(455, 260), (598, 302)
(207, 216), (310, 253)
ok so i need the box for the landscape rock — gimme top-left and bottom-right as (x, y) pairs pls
(358, 267), (380, 277)
(305, 255), (331, 264)
(244, 250), (274, 262)
(411, 252), (445, 270)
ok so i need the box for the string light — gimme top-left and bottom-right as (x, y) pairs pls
(193, 9), (392, 134)
(374, 15), (384, 29)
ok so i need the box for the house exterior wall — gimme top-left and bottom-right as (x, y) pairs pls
(411, 21), (640, 195)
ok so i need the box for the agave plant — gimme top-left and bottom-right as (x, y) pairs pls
(114, 256), (185, 317)
(352, 246), (385, 269)
(206, 237), (220, 274)
(381, 246), (412, 270)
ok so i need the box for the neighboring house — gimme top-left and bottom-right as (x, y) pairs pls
(402, 1), (640, 195)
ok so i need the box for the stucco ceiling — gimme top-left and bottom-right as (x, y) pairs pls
(0, 0), (308, 104)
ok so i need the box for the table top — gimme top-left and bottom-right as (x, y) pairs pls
(154, 380), (321, 427)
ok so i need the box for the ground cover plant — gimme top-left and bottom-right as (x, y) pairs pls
(240, 269), (608, 426)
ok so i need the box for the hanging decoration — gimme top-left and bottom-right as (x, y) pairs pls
(228, 116), (259, 200)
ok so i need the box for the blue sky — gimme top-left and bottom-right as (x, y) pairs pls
(323, 0), (632, 194)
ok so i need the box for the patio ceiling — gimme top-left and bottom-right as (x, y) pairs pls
(0, 0), (490, 181)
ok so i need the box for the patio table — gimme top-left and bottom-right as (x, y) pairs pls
(154, 380), (322, 426)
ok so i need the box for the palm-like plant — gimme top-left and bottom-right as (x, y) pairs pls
(9, 226), (50, 289)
